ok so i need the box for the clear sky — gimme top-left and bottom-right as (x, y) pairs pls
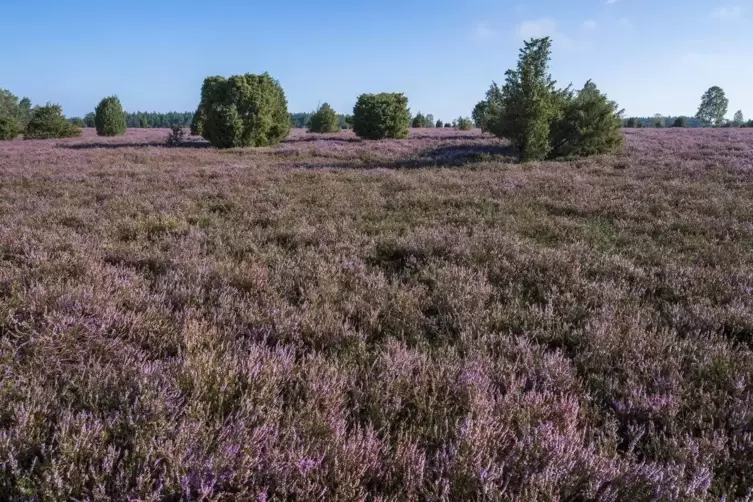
(1, 0), (751, 121)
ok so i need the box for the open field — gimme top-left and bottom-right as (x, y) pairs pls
(1, 127), (752, 500)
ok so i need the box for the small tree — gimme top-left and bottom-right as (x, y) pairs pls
(444, 122), (452, 128)
(84, 112), (96, 127)
(672, 117), (688, 128)
(412, 112), (426, 128)
(626, 117), (638, 128)
(166, 125), (186, 146)
(653, 117), (665, 128)
(343, 115), (354, 129)
(308, 103), (340, 133)
(733, 110), (744, 127)
(24, 103), (82, 139)
(95, 96), (127, 136)
(549, 80), (623, 158)
(425, 114), (435, 127)
(352, 93), (411, 140)
(436, 119), (443, 128)
(193, 73), (290, 148)
(696, 86), (728, 127)
(68, 117), (86, 127)
(456, 117), (473, 131)
(139, 117), (149, 128)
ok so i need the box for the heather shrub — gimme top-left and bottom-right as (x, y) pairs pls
(165, 125), (186, 146)
(626, 117), (638, 128)
(486, 37), (623, 162)
(193, 73), (290, 148)
(672, 117), (688, 128)
(24, 103), (82, 139)
(94, 96), (126, 136)
(307, 103), (340, 133)
(352, 92), (411, 140)
(456, 117), (473, 131)
(0, 115), (21, 140)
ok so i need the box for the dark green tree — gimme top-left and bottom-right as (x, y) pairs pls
(352, 93), (411, 140)
(412, 112), (426, 128)
(473, 82), (503, 132)
(672, 117), (688, 128)
(549, 80), (623, 158)
(696, 86), (728, 127)
(193, 73), (290, 148)
(139, 117), (149, 128)
(95, 96), (127, 136)
(436, 119), (443, 128)
(496, 38), (559, 161)
(68, 117), (86, 127)
(444, 122), (452, 128)
(84, 112), (96, 127)
(0, 115), (21, 140)
(308, 103), (340, 133)
(653, 115), (665, 128)
(24, 103), (82, 139)
(626, 117), (638, 128)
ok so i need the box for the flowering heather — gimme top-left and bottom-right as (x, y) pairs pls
(1, 127), (752, 500)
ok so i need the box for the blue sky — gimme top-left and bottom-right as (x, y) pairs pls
(1, 0), (751, 121)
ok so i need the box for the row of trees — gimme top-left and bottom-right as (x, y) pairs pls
(624, 87), (750, 128)
(1, 89), (81, 140)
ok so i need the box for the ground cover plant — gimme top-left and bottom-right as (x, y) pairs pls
(0, 127), (752, 500)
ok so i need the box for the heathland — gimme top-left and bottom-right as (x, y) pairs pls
(1, 127), (752, 499)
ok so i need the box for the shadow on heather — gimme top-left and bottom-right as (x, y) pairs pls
(59, 139), (212, 150)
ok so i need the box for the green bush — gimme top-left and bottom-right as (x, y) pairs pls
(473, 82), (503, 132)
(444, 123), (452, 128)
(139, 118), (149, 128)
(487, 37), (623, 162)
(95, 96), (127, 136)
(412, 112), (425, 128)
(456, 117), (473, 131)
(425, 114), (435, 128)
(308, 103), (340, 133)
(24, 104), (82, 139)
(352, 93), (411, 140)
(436, 119), (443, 128)
(166, 125), (186, 146)
(653, 117), (665, 128)
(626, 117), (638, 128)
(549, 81), (624, 158)
(0, 115), (21, 140)
(192, 73), (290, 148)
(672, 117), (688, 128)
(68, 117), (85, 127)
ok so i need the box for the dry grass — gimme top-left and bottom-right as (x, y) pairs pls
(1, 127), (752, 500)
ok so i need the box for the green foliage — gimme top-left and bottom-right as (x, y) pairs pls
(626, 117), (638, 128)
(95, 96), (127, 136)
(487, 38), (623, 162)
(456, 117), (473, 131)
(0, 115), (21, 140)
(24, 103), (82, 139)
(495, 38), (559, 161)
(473, 82), (503, 132)
(343, 115), (354, 129)
(425, 114), (434, 128)
(166, 125), (186, 146)
(733, 110), (744, 127)
(308, 103), (340, 133)
(696, 86), (728, 127)
(444, 122), (452, 128)
(653, 117), (665, 128)
(436, 119), (443, 128)
(139, 117), (149, 128)
(352, 93), (411, 140)
(68, 117), (86, 127)
(548, 81), (624, 158)
(84, 112), (96, 127)
(672, 117), (688, 128)
(193, 73), (290, 148)
(412, 112), (426, 128)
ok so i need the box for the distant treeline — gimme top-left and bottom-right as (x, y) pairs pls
(290, 112), (350, 129)
(624, 116), (703, 128)
(81, 111), (194, 128)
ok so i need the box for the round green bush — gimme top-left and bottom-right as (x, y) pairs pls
(95, 96), (126, 136)
(0, 115), (21, 140)
(308, 103), (340, 133)
(352, 93), (411, 140)
(192, 73), (290, 148)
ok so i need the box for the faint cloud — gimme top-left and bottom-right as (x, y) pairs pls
(582, 20), (597, 30)
(606, 0), (618, 4)
(517, 18), (573, 48)
(712, 6), (743, 19)
(472, 22), (498, 41)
